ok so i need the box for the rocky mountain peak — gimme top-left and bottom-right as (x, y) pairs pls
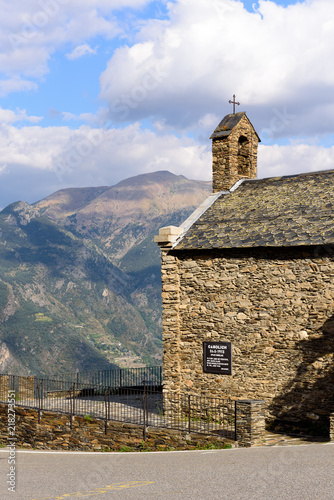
(1, 201), (39, 226)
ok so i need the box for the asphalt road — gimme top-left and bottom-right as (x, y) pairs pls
(0, 443), (333, 500)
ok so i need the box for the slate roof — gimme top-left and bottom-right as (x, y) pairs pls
(174, 169), (334, 250)
(210, 112), (261, 141)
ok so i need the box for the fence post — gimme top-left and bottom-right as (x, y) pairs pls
(37, 383), (40, 423)
(143, 382), (147, 441)
(104, 389), (110, 435)
(235, 400), (266, 447)
(73, 382), (76, 416)
(69, 384), (72, 429)
(37, 381), (43, 424)
(69, 383), (75, 429)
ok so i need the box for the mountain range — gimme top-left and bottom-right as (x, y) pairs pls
(0, 171), (210, 375)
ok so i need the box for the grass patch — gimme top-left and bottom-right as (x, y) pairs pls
(34, 313), (52, 323)
(195, 441), (232, 450)
(116, 440), (233, 452)
(139, 440), (150, 452)
(119, 445), (134, 452)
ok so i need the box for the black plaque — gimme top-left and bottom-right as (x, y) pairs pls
(203, 341), (232, 375)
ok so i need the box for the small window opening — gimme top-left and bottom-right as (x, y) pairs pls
(237, 136), (250, 176)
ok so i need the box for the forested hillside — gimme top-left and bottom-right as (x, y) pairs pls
(0, 171), (210, 375)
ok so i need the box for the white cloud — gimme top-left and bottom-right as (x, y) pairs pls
(1, 118), (334, 209)
(49, 123), (211, 186)
(0, 107), (42, 124)
(0, 124), (69, 170)
(0, 164), (8, 174)
(0, 0), (152, 95)
(61, 111), (100, 124)
(258, 144), (334, 179)
(66, 43), (97, 60)
(99, 0), (334, 141)
(0, 122), (211, 207)
(61, 111), (77, 121)
(0, 79), (38, 97)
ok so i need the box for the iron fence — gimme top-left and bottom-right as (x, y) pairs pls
(44, 366), (163, 389)
(0, 374), (235, 439)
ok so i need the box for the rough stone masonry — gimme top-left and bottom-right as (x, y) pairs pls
(160, 246), (334, 426)
(155, 110), (334, 435)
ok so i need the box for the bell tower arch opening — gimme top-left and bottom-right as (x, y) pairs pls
(237, 135), (250, 177)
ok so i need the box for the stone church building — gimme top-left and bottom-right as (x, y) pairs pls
(155, 111), (334, 431)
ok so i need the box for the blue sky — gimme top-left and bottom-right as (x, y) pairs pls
(1, 0), (334, 208)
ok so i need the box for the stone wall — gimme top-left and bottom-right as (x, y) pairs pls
(161, 245), (334, 433)
(330, 414), (334, 441)
(212, 115), (259, 192)
(0, 405), (233, 451)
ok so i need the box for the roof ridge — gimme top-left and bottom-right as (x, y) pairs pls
(242, 168), (334, 185)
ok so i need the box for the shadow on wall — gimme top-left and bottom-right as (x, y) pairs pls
(268, 314), (334, 436)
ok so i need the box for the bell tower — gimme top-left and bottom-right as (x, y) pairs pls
(210, 111), (260, 192)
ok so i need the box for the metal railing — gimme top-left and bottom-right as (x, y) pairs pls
(0, 374), (235, 439)
(46, 366), (163, 389)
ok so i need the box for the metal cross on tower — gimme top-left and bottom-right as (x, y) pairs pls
(229, 94), (240, 114)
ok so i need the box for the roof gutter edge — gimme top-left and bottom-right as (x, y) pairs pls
(171, 190), (228, 249)
(230, 178), (246, 192)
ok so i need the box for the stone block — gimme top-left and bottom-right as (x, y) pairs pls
(154, 226), (183, 245)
